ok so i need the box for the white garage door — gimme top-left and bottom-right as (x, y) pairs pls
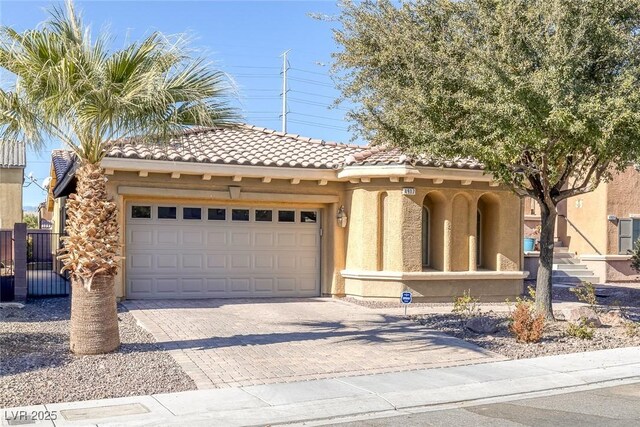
(125, 203), (321, 299)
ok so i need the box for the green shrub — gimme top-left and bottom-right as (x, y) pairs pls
(624, 321), (639, 338)
(570, 282), (598, 311)
(630, 238), (640, 273)
(566, 319), (595, 340)
(452, 289), (480, 318)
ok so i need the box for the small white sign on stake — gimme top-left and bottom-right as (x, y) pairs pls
(401, 291), (412, 315)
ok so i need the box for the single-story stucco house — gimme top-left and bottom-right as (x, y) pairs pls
(0, 142), (25, 229)
(524, 166), (640, 283)
(48, 125), (527, 302)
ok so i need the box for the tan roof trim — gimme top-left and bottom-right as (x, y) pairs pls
(338, 164), (496, 182)
(101, 158), (342, 181)
(118, 186), (340, 204)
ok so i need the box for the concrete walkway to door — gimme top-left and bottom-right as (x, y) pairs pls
(123, 298), (501, 389)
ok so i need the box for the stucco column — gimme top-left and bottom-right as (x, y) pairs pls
(401, 193), (423, 272)
(468, 198), (478, 271)
(443, 199), (453, 272)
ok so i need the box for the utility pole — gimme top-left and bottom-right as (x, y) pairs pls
(280, 49), (290, 133)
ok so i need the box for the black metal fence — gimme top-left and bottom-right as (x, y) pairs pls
(27, 231), (69, 297)
(0, 229), (14, 301)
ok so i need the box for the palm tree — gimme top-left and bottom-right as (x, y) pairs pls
(0, 1), (238, 354)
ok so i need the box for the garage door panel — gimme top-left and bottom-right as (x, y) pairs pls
(276, 232), (296, 247)
(230, 254), (251, 269)
(207, 278), (227, 293)
(277, 256), (296, 269)
(230, 278), (251, 292)
(157, 254), (178, 268)
(126, 204), (320, 299)
(156, 278), (177, 293)
(255, 278), (275, 292)
(207, 231), (227, 245)
(182, 231), (204, 245)
(299, 233), (318, 247)
(158, 230), (179, 244)
(130, 253), (153, 269)
(130, 278), (153, 295)
(254, 232), (274, 247)
(207, 254), (226, 268)
(130, 230), (153, 245)
(183, 278), (204, 293)
(231, 231), (251, 247)
(182, 254), (203, 269)
(255, 254), (274, 269)
(298, 277), (319, 291)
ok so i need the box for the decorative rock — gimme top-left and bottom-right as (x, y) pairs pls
(599, 310), (627, 327)
(562, 307), (602, 327)
(465, 316), (500, 334)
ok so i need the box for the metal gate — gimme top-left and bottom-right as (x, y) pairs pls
(0, 229), (14, 301)
(27, 231), (69, 297)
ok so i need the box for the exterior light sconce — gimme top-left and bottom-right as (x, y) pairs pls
(607, 214), (618, 222)
(336, 205), (348, 228)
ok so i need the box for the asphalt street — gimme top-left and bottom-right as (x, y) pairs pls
(327, 382), (640, 427)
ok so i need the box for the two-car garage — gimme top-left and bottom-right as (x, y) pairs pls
(125, 203), (321, 299)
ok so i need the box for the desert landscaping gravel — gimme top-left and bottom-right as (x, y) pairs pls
(0, 298), (195, 408)
(345, 283), (640, 359)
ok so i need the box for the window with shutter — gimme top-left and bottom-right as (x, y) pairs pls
(619, 218), (633, 254)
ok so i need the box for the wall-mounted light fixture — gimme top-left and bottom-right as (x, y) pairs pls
(607, 214), (618, 221)
(336, 205), (348, 228)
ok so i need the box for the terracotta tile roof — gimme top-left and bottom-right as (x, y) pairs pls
(345, 147), (484, 170)
(105, 124), (483, 171)
(107, 125), (364, 169)
(0, 141), (26, 168)
(51, 150), (75, 178)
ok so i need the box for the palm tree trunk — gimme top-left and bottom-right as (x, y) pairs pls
(61, 162), (120, 354)
(70, 274), (120, 354)
(535, 206), (557, 321)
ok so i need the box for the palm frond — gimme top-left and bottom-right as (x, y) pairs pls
(0, 0), (240, 163)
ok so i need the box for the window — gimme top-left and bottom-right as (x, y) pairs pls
(422, 207), (429, 267)
(132, 205), (151, 219)
(619, 218), (640, 254)
(183, 207), (202, 220)
(232, 209), (249, 221)
(255, 210), (273, 222)
(208, 208), (226, 221)
(300, 211), (317, 223)
(278, 210), (295, 223)
(158, 206), (177, 219)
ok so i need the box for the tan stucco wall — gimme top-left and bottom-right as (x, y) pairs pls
(606, 167), (640, 255)
(344, 277), (524, 303)
(102, 170), (525, 301)
(0, 167), (23, 229)
(564, 184), (608, 255)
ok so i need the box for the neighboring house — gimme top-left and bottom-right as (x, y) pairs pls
(0, 142), (26, 229)
(49, 125), (526, 302)
(524, 166), (640, 283)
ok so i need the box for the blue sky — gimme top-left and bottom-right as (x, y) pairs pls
(0, 1), (357, 208)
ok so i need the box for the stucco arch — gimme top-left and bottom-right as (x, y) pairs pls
(478, 192), (501, 270)
(423, 191), (446, 271)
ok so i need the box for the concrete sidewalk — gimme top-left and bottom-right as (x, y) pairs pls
(2, 347), (639, 427)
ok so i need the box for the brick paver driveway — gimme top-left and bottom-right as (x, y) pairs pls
(123, 298), (499, 389)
